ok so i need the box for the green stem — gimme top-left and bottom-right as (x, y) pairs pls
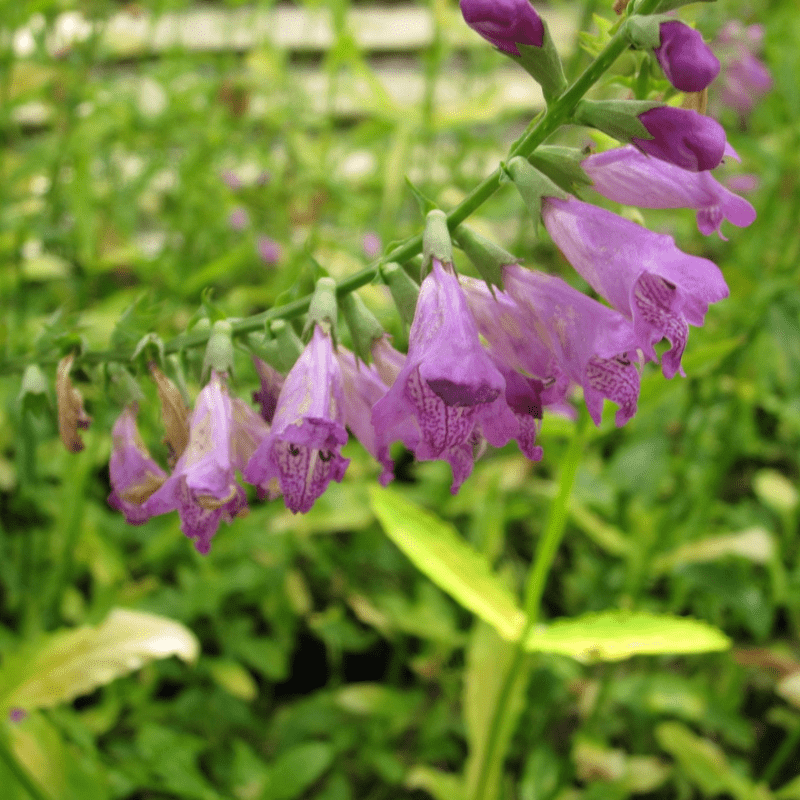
(1, 0), (662, 376)
(471, 410), (591, 800)
(761, 720), (800, 786)
(0, 732), (51, 800)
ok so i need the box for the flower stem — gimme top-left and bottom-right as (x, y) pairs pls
(0, 732), (51, 800)
(0, 0), (662, 375)
(471, 409), (591, 800)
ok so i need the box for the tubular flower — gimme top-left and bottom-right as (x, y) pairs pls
(542, 195), (729, 379)
(653, 21), (720, 92)
(372, 259), (519, 493)
(582, 145), (756, 238)
(144, 371), (259, 554)
(633, 107), (726, 172)
(459, 0), (544, 55)
(108, 404), (168, 525)
(244, 325), (350, 513)
(460, 275), (569, 408)
(503, 265), (642, 426)
(336, 348), (394, 486)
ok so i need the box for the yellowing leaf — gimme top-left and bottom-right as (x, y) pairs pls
(525, 611), (730, 662)
(369, 487), (525, 641)
(0, 609), (199, 713)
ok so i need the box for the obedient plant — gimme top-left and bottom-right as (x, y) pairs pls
(18, 0), (759, 555)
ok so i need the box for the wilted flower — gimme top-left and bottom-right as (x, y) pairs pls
(149, 362), (190, 468)
(108, 404), (168, 524)
(336, 348), (394, 485)
(55, 353), (92, 453)
(653, 21), (720, 92)
(633, 107), (727, 172)
(144, 371), (264, 553)
(372, 259), (518, 493)
(459, 0), (544, 55)
(541, 195), (729, 379)
(245, 325), (350, 513)
(504, 265), (642, 426)
(582, 145), (756, 238)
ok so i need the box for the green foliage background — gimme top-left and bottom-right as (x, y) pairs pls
(2, 0), (800, 797)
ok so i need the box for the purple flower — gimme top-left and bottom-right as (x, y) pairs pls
(108, 404), (168, 525)
(460, 275), (569, 408)
(582, 145), (756, 238)
(370, 336), (405, 387)
(654, 21), (720, 92)
(9, 707), (27, 723)
(491, 357), (544, 461)
(252, 356), (285, 424)
(503, 265), (642, 426)
(362, 232), (382, 259)
(336, 348), (394, 485)
(228, 207), (250, 231)
(144, 372), (263, 553)
(542, 195), (728, 379)
(715, 22), (772, 119)
(459, 0), (544, 55)
(371, 259), (519, 493)
(244, 326), (350, 513)
(633, 107), (726, 172)
(221, 169), (242, 190)
(257, 235), (282, 265)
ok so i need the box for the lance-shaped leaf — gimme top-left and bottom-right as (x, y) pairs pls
(0, 609), (199, 714)
(525, 611), (730, 662)
(369, 487), (525, 640)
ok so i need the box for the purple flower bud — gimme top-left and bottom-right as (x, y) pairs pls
(504, 265), (642, 426)
(144, 372), (265, 553)
(9, 707), (27, 723)
(244, 326), (350, 513)
(633, 107), (727, 172)
(654, 21), (720, 92)
(541, 196), (729, 379)
(257, 235), (282, 265)
(336, 348), (394, 486)
(459, 0), (544, 55)
(372, 259), (519, 493)
(108, 404), (168, 525)
(582, 145), (755, 238)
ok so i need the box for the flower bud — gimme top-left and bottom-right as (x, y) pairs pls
(459, 0), (544, 55)
(654, 21), (720, 92)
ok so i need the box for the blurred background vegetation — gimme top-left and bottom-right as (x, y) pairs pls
(2, 0), (800, 797)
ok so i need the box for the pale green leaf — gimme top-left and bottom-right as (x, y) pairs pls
(652, 528), (775, 572)
(0, 609), (199, 713)
(405, 766), (466, 800)
(369, 487), (525, 641)
(525, 612), (730, 662)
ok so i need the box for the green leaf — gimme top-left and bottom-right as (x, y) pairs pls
(655, 722), (767, 800)
(0, 609), (199, 714)
(525, 611), (730, 662)
(369, 487), (525, 641)
(263, 742), (335, 800)
(405, 766), (466, 800)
